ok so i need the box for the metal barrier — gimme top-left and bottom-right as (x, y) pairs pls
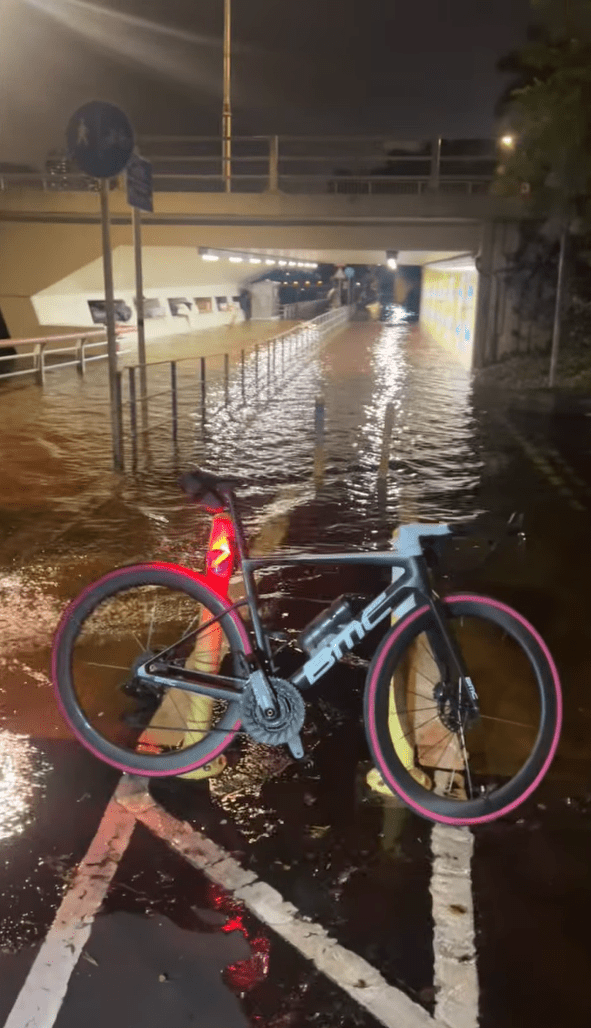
(281, 299), (329, 320)
(0, 136), (497, 195)
(119, 306), (352, 470)
(0, 328), (134, 386)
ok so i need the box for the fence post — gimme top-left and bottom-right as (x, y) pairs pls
(378, 402), (395, 482)
(254, 344), (259, 388)
(76, 337), (87, 376)
(267, 345), (271, 390)
(200, 356), (206, 427)
(268, 135), (279, 192)
(35, 343), (46, 387)
(114, 370), (124, 471)
(241, 349), (245, 402)
(430, 137), (442, 191)
(224, 352), (230, 405)
(128, 365), (138, 467)
(281, 336), (285, 373)
(314, 395), (325, 489)
(171, 361), (178, 443)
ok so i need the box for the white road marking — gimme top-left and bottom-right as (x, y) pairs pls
(4, 793), (135, 1028)
(430, 823), (478, 1028)
(115, 775), (447, 1028)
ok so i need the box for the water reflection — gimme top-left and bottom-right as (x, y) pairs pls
(0, 732), (49, 842)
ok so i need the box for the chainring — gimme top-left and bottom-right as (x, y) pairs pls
(239, 677), (306, 746)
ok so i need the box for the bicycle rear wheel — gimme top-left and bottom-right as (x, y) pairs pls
(52, 564), (250, 776)
(364, 595), (562, 826)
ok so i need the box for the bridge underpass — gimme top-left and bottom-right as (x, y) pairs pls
(0, 141), (524, 363)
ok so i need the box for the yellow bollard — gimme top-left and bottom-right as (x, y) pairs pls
(138, 514), (236, 781)
(367, 527), (432, 796)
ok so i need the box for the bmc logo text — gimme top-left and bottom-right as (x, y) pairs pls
(302, 576), (404, 686)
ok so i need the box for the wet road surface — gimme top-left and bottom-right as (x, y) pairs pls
(1, 312), (591, 1026)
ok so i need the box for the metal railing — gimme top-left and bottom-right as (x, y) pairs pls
(281, 299), (329, 320)
(0, 328), (134, 385)
(0, 136), (498, 196)
(119, 306), (352, 470)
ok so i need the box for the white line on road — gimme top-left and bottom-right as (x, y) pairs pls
(430, 823), (478, 1028)
(4, 793), (135, 1028)
(116, 774), (443, 1028)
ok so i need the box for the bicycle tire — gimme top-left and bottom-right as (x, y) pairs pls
(52, 563), (251, 776)
(364, 595), (562, 826)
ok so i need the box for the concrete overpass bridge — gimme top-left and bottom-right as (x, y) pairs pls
(0, 136), (524, 363)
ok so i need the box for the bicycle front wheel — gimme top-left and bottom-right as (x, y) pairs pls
(364, 595), (562, 826)
(52, 564), (250, 776)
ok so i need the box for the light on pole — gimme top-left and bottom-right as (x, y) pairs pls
(222, 0), (232, 192)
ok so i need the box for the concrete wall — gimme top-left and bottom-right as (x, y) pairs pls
(420, 267), (478, 365)
(29, 245), (251, 339)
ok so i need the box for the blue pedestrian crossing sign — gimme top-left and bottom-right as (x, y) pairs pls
(126, 154), (153, 213)
(66, 101), (134, 179)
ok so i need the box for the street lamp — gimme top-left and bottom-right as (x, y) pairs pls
(500, 134), (516, 151)
(222, 0), (232, 192)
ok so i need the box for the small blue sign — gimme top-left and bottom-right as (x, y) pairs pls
(66, 101), (134, 179)
(344, 266), (355, 279)
(126, 154), (153, 213)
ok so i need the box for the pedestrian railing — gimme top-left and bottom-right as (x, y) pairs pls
(281, 299), (329, 320)
(118, 306), (352, 471)
(0, 328), (134, 386)
(0, 136), (498, 196)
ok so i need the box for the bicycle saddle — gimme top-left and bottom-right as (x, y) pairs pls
(179, 469), (243, 512)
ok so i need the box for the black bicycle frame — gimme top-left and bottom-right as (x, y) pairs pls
(138, 492), (472, 708)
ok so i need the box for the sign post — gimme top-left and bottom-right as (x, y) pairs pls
(344, 265), (355, 305)
(66, 101), (135, 471)
(126, 153), (153, 430)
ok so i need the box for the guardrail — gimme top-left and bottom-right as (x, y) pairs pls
(0, 327), (134, 385)
(0, 136), (498, 196)
(119, 306), (352, 470)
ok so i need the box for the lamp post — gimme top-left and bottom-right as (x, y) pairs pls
(222, 0), (232, 192)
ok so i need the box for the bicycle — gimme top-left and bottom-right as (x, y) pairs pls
(52, 469), (562, 827)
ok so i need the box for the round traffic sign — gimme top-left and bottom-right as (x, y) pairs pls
(344, 266), (355, 279)
(67, 101), (135, 179)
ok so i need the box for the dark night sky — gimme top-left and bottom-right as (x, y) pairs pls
(1, 0), (533, 164)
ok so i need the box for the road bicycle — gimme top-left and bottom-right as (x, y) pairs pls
(52, 469), (562, 827)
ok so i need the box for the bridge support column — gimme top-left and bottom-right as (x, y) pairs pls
(474, 221), (521, 368)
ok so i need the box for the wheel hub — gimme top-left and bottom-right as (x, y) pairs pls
(433, 681), (474, 733)
(121, 650), (162, 701)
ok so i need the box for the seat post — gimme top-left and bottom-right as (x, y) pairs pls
(225, 490), (271, 660)
(225, 490), (249, 565)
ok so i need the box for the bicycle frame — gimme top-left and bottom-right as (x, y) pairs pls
(138, 493), (472, 707)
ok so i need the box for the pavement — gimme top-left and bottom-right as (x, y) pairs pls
(2, 319), (591, 1027)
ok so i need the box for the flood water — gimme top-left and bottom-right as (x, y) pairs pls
(2, 309), (591, 1028)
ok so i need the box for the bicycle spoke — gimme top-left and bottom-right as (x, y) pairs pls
(457, 716), (474, 799)
(131, 631), (145, 652)
(397, 711), (442, 742)
(83, 661), (131, 671)
(147, 594), (158, 650)
(480, 714), (536, 729)
(413, 669), (439, 688)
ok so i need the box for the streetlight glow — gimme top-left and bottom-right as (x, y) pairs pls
(387, 257), (397, 270)
(500, 134), (515, 150)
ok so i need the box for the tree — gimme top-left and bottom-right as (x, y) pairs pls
(495, 0), (591, 383)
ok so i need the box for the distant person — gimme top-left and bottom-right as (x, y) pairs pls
(239, 289), (252, 322)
